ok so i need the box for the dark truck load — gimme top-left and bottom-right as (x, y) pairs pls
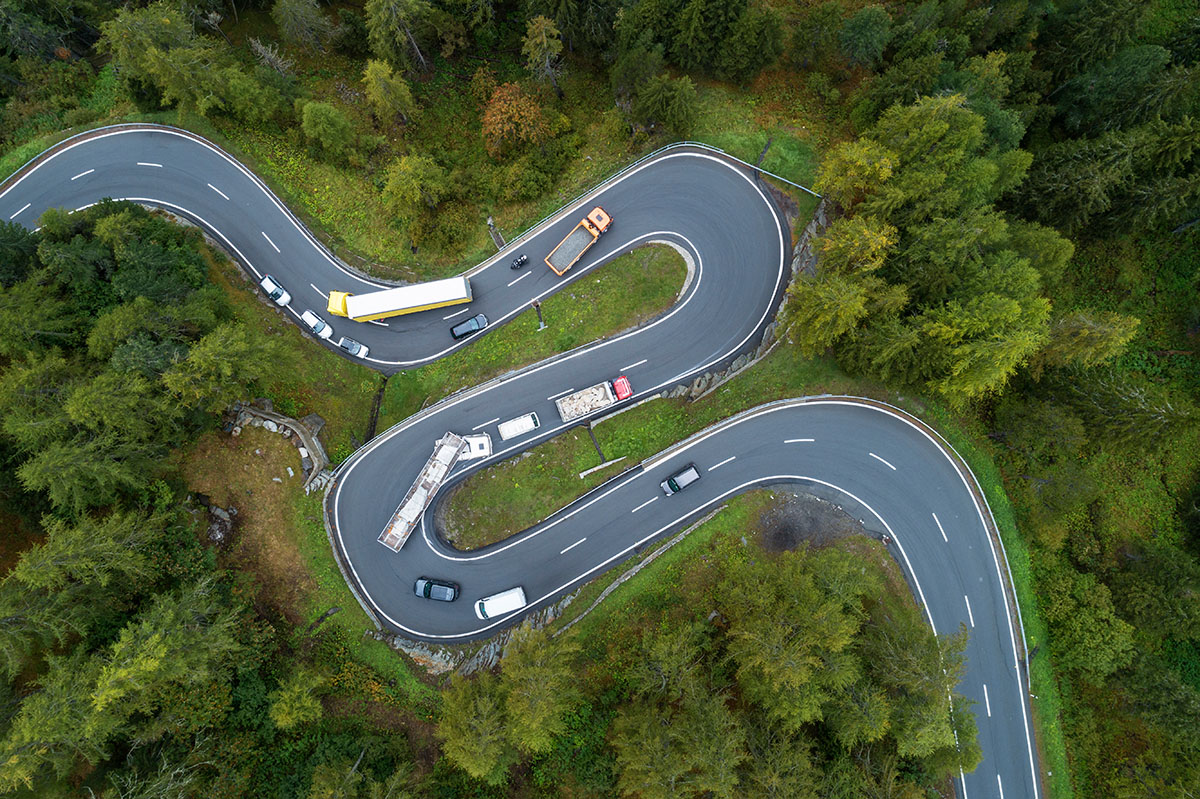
(545, 206), (613, 276)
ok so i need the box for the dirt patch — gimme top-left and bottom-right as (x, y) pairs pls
(758, 490), (865, 552)
(180, 426), (316, 623)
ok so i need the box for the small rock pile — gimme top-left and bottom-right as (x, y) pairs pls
(229, 400), (327, 488)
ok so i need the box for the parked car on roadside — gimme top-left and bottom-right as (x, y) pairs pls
(336, 337), (369, 359)
(260, 274), (290, 306)
(300, 309), (333, 340)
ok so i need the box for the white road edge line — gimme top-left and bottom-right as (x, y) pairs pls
(507, 271), (531, 287)
(560, 538), (586, 555)
(869, 452), (897, 471)
(71, 169), (94, 181)
(443, 308), (471, 319)
(983, 683), (991, 717)
(8, 203), (30, 220)
(965, 595), (976, 627)
(785, 437), (814, 443)
(547, 388), (575, 401)
(472, 418), (499, 431)
(261, 231), (280, 253)
(621, 358), (648, 371)
(708, 456), (735, 471)
(208, 182), (230, 200)
(631, 497), (657, 514)
(933, 512), (948, 542)
(136, 162), (162, 167)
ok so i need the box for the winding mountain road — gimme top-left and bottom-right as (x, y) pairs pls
(0, 125), (1041, 799)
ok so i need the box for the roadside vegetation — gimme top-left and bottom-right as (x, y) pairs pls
(1, 0), (1198, 796)
(378, 243), (685, 429)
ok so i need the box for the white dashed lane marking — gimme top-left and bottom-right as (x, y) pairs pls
(869, 452), (896, 470)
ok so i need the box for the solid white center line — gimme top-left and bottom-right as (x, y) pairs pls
(367, 319), (388, 327)
(71, 169), (94, 181)
(547, 388), (575, 401)
(631, 496), (658, 514)
(997, 774), (1005, 799)
(507, 271), (531, 287)
(621, 358), (648, 371)
(709, 456), (735, 471)
(983, 683), (991, 717)
(136, 162), (162, 168)
(472, 417), (500, 431)
(208, 182), (230, 200)
(309, 283), (328, 298)
(443, 308), (471, 319)
(9, 203), (30, 220)
(261, 231), (280, 252)
(869, 452), (896, 470)
(964, 595), (975, 627)
(560, 537), (586, 555)
(785, 437), (815, 443)
(933, 512), (948, 542)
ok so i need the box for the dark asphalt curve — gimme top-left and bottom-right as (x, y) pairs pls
(0, 125), (1039, 799)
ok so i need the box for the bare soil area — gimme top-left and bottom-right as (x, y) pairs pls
(180, 426), (316, 622)
(758, 490), (866, 552)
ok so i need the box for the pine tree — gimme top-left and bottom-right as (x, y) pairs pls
(436, 672), (516, 784)
(382, 154), (448, 217)
(1037, 311), (1140, 370)
(522, 16), (564, 98)
(632, 73), (697, 137)
(269, 669), (326, 730)
(362, 60), (417, 124)
(838, 4), (892, 69)
(272, 0), (334, 52)
(365, 0), (433, 74)
(499, 624), (580, 755)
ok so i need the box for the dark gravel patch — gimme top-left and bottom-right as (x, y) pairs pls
(759, 490), (866, 552)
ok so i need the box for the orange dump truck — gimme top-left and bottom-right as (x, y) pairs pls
(545, 206), (613, 276)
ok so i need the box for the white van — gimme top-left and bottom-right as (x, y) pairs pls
(497, 412), (540, 441)
(474, 586), (527, 620)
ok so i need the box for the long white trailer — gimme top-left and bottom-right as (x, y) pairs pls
(378, 433), (465, 551)
(328, 276), (472, 322)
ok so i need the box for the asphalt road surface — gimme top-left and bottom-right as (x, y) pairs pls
(1, 125), (1041, 798)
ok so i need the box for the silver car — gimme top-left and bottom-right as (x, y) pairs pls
(259, 274), (291, 306)
(336, 337), (370, 359)
(299, 309), (333, 340)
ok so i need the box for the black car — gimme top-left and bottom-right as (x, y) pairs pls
(450, 312), (489, 340)
(414, 577), (460, 602)
(510, 253), (528, 269)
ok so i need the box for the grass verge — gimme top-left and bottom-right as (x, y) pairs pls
(377, 244), (687, 429)
(207, 253), (382, 461)
(179, 425), (432, 706)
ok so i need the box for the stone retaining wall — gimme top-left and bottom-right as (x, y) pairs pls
(231, 400), (331, 492)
